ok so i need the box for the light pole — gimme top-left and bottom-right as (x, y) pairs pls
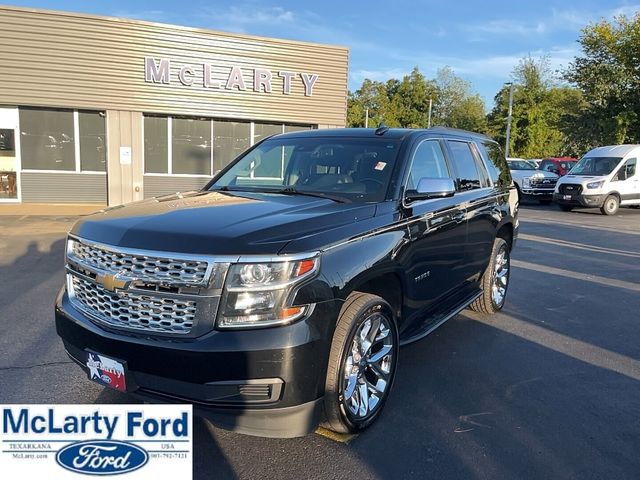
(505, 82), (514, 158)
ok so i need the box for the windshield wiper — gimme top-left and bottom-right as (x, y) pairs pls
(272, 186), (349, 203)
(213, 185), (349, 203)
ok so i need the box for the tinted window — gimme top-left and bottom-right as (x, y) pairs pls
(407, 140), (450, 190)
(20, 107), (75, 170)
(447, 140), (481, 191)
(541, 161), (556, 172)
(212, 137), (401, 203)
(212, 120), (250, 173)
(478, 141), (510, 186)
(78, 111), (106, 172)
(172, 117), (211, 175)
(613, 158), (636, 181)
(572, 156), (621, 176)
(144, 116), (168, 174)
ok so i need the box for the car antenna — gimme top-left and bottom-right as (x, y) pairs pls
(375, 122), (389, 136)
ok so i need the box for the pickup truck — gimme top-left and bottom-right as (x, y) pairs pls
(56, 126), (518, 437)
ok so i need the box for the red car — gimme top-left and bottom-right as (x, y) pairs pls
(538, 157), (577, 176)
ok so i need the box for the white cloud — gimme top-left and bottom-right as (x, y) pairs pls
(111, 10), (168, 22)
(463, 3), (640, 39)
(206, 6), (296, 33)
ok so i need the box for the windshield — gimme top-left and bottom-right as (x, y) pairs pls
(210, 136), (402, 203)
(570, 156), (622, 176)
(508, 160), (535, 170)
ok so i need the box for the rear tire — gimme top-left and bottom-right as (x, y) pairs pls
(321, 293), (399, 434)
(470, 237), (510, 315)
(559, 205), (573, 212)
(600, 195), (619, 215)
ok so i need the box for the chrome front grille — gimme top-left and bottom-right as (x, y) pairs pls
(65, 236), (231, 336)
(70, 275), (196, 334)
(68, 239), (211, 287)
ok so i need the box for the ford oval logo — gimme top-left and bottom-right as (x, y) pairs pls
(100, 374), (112, 384)
(56, 440), (149, 475)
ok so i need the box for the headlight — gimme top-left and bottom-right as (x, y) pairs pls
(522, 178), (531, 187)
(586, 180), (604, 189)
(217, 256), (319, 329)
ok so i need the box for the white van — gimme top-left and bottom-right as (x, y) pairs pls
(554, 145), (639, 215)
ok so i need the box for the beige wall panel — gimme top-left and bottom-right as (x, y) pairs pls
(0, 7), (348, 127)
(106, 110), (144, 206)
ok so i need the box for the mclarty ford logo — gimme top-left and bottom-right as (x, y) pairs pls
(1, 405), (192, 479)
(56, 440), (148, 475)
(144, 57), (320, 96)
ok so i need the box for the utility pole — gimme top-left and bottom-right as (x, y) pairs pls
(505, 82), (514, 158)
(427, 98), (433, 128)
(365, 108), (369, 128)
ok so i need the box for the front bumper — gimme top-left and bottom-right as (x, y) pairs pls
(553, 193), (605, 208)
(55, 289), (340, 437)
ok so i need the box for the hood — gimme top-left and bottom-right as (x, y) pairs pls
(509, 169), (558, 180)
(70, 191), (377, 255)
(559, 174), (608, 185)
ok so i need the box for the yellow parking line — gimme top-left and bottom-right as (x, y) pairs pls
(315, 426), (358, 444)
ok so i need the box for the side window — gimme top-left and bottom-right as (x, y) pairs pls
(477, 141), (510, 186)
(614, 158), (637, 181)
(447, 140), (482, 191)
(541, 161), (555, 172)
(406, 140), (450, 190)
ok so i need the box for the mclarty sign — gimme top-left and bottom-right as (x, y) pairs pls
(0, 404), (192, 479)
(145, 57), (320, 96)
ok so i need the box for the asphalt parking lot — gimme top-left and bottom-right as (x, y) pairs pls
(1, 204), (639, 480)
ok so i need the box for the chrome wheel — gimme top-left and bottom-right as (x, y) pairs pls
(491, 245), (509, 307)
(341, 312), (395, 420)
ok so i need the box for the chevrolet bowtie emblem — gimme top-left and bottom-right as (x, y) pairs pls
(96, 272), (129, 292)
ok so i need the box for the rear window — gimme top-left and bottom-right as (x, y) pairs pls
(479, 141), (510, 186)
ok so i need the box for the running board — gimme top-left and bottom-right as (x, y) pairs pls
(399, 290), (482, 346)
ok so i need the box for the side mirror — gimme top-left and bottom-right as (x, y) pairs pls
(405, 177), (456, 202)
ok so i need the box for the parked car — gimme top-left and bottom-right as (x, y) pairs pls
(539, 157), (577, 177)
(554, 145), (639, 215)
(507, 158), (559, 204)
(56, 127), (518, 437)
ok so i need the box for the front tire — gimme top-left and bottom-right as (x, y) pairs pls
(470, 237), (510, 314)
(321, 293), (398, 434)
(600, 195), (619, 215)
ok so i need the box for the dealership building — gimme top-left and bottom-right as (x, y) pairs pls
(0, 6), (348, 207)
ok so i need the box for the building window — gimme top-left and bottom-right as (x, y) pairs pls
(284, 124), (312, 133)
(172, 117), (211, 175)
(212, 120), (250, 173)
(143, 114), (314, 177)
(144, 116), (168, 174)
(19, 107), (106, 172)
(254, 122), (282, 144)
(78, 111), (106, 172)
(253, 123), (283, 178)
(20, 108), (75, 171)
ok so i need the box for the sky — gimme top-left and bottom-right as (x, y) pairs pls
(6, 0), (640, 108)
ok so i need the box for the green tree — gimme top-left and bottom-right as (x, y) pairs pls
(347, 66), (486, 131)
(564, 13), (640, 146)
(487, 56), (583, 158)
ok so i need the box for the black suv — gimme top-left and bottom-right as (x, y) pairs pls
(56, 127), (517, 437)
